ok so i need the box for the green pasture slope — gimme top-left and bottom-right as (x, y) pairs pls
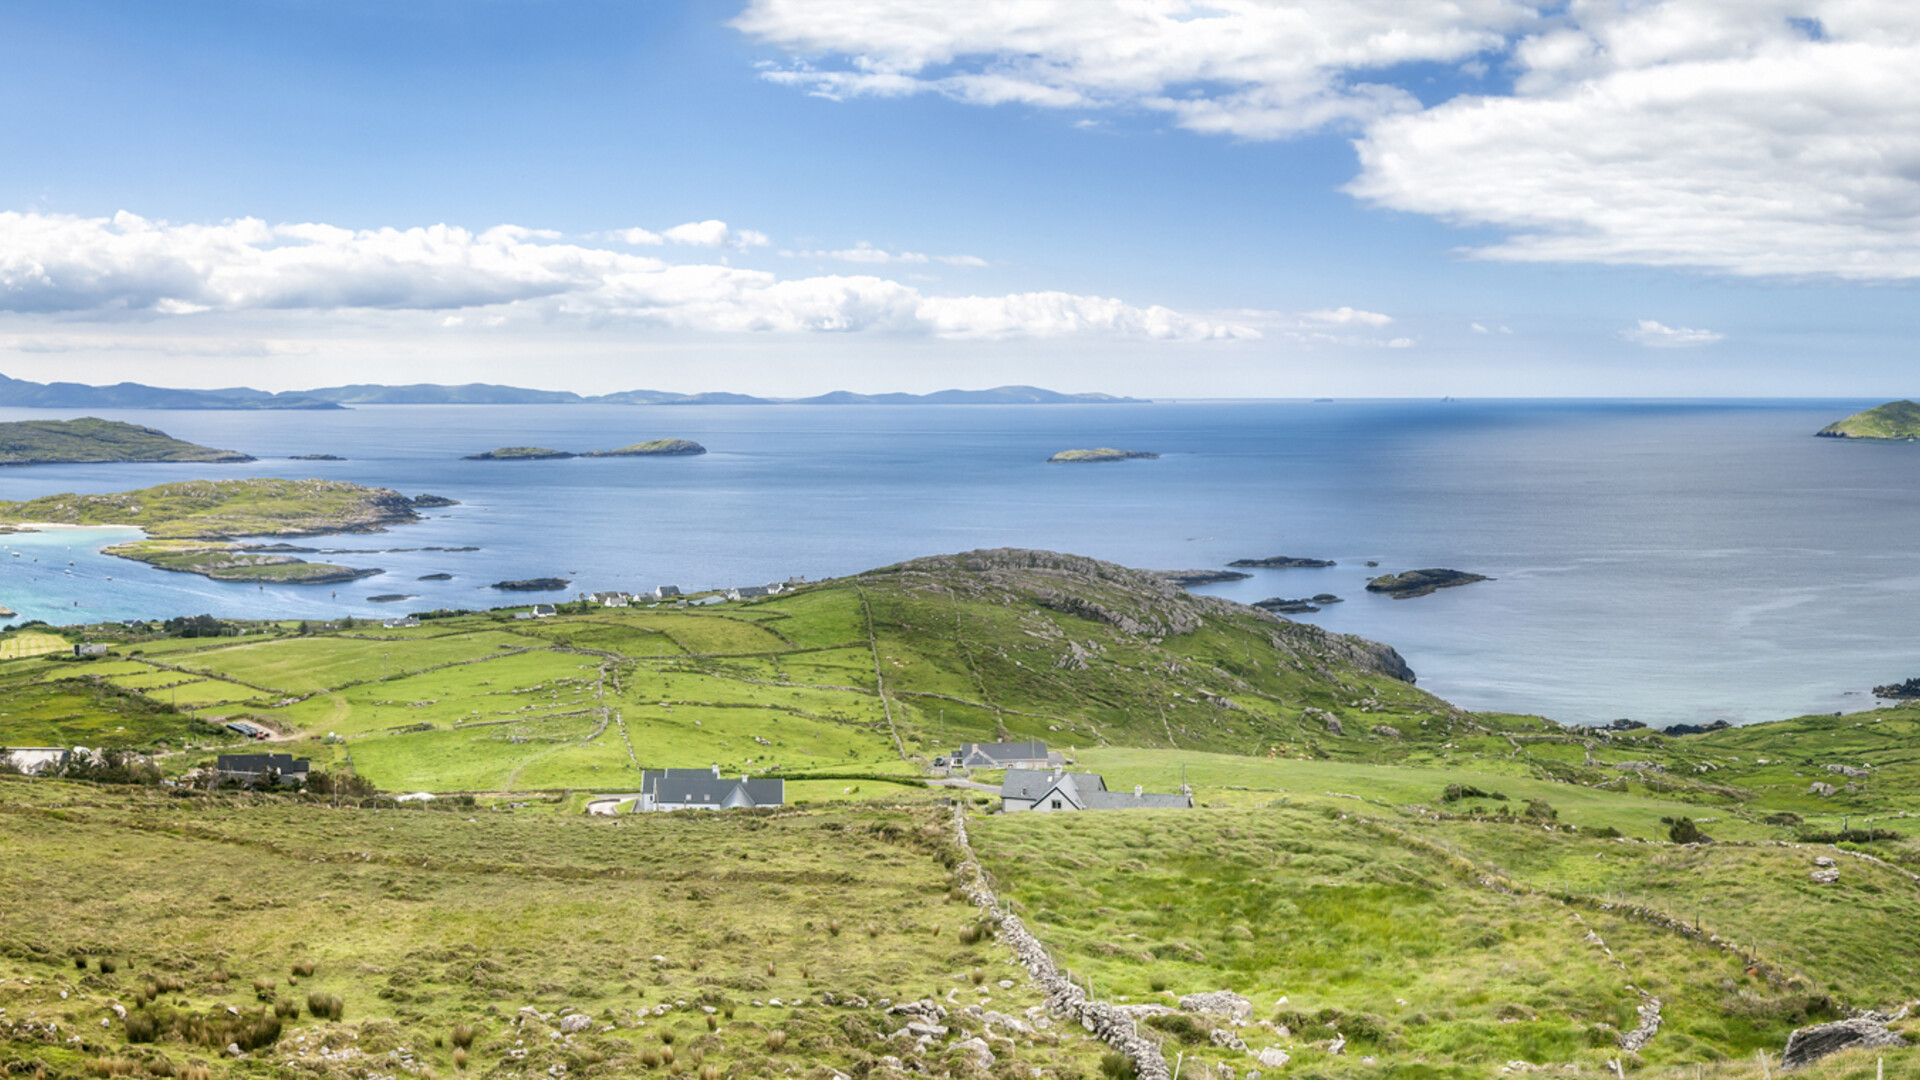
(2, 547), (1920, 1077)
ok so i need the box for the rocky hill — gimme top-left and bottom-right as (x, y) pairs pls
(0, 417), (253, 465)
(1817, 399), (1920, 439)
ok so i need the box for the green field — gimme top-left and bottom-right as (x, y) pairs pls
(3, 547), (1919, 1078)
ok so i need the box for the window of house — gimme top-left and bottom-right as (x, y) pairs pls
(1051, 799), (1062, 809)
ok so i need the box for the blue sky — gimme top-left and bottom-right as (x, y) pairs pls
(2, 0), (1917, 397)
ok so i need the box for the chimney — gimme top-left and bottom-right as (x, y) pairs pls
(712, 763), (720, 778)
(1134, 785), (1143, 798)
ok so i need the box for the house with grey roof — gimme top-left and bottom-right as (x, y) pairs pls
(638, 765), (783, 812)
(215, 752), (311, 786)
(654, 585), (681, 599)
(950, 740), (1060, 770)
(1000, 767), (1191, 812)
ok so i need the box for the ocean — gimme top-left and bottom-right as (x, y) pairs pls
(0, 398), (1913, 728)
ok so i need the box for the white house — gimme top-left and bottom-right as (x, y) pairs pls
(1000, 767), (1192, 812)
(637, 765), (784, 812)
(591, 591), (631, 608)
(654, 585), (682, 600)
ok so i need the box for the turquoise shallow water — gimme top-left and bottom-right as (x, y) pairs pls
(0, 398), (1911, 728)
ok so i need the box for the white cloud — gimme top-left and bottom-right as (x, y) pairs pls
(1620, 319), (1723, 347)
(783, 241), (987, 267)
(1303, 306), (1392, 326)
(1471, 322), (1488, 333)
(662, 220), (770, 248)
(738, 1), (1920, 281)
(0, 210), (1250, 342)
(733, 0), (1536, 136)
(614, 227), (664, 246)
(1349, 1), (1920, 279)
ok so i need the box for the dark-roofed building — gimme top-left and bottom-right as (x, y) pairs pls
(638, 765), (783, 812)
(1000, 767), (1191, 812)
(952, 740), (1059, 769)
(215, 753), (311, 786)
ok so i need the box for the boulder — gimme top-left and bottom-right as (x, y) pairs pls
(1209, 1028), (1247, 1051)
(1179, 991), (1253, 1022)
(1325, 716), (1345, 736)
(1810, 867), (1840, 884)
(1825, 764), (1871, 778)
(1808, 782), (1838, 797)
(952, 1037), (995, 1068)
(1781, 1015), (1907, 1069)
(1255, 1047), (1290, 1069)
(1814, 856), (1836, 867)
(1371, 725), (1402, 738)
(560, 1014), (592, 1034)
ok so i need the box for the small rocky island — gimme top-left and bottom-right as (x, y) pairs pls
(289, 454), (346, 461)
(491, 577), (571, 591)
(1817, 400), (1920, 440)
(1047, 448), (1158, 463)
(0, 417), (253, 465)
(463, 446), (575, 460)
(1154, 569), (1252, 587)
(1230, 555), (1336, 568)
(582, 438), (706, 456)
(1366, 568), (1489, 599)
(1256, 593), (1344, 614)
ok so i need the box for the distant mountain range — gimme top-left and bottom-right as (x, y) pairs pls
(0, 373), (1144, 410)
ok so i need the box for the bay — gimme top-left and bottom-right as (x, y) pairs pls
(0, 398), (1912, 728)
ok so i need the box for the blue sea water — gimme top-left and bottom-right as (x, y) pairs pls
(0, 399), (1914, 728)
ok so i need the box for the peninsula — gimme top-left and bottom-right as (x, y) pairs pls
(1817, 400), (1920, 439)
(1047, 447), (1158, 463)
(0, 418), (254, 465)
(0, 479), (455, 584)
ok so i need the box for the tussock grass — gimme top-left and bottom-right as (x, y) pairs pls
(306, 991), (345, 1021)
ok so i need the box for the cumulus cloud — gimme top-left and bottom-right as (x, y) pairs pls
(733, 0), (1535, 137)
(1302, 306), (1392, 326)
(782, 241), (987, 266)
(613, 227), (664, 246)
(0, 210), (1250, 342)
(662, 220), (770, 248)
(1620, 319), (1723, 347)
(738, 1), (1920, 280)
(1350, 2), (1920, 278)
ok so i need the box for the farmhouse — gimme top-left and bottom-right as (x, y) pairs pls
(591, 591), (631, 608)
(73, 643), (109, 657)
(638, 765), (783, 812)
(654, 585), (681, 599)
(949, 740), (1060, 769)
(727, 585), (772, 601)
(215, 753), (311, 786)
(0, 747), (70, 775)
(382, 616), (421, 629)
(1000, 767), (1192, 812)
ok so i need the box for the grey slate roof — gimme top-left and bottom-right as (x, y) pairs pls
(1001, 768), (1105, 802)
(641, 768), (784, 808)
(1000, 767), (1191, 810)
(216, 753), (310, 776)
(957, 740), (1051, 766)
(1081, 789), (1193, 810)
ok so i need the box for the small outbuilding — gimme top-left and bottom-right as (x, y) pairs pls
(74, 643), (109, 658)
(654, 585), (682, 599)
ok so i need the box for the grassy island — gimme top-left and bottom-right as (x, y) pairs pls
(5, 548), (1920, 1078)
(461, 446), (575, 460)
(581, 437), (707, 456)
(1047, 447), (1158, 463)
(0, 417), (253, 465)
(0, 478), (450, 584)
(1817, 399), (1920, 439)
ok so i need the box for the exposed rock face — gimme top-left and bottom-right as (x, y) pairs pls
(1372, 724), (1402, 738)
(873, 549), (1416, 683)
(1825, 764), (1870, 778)
(1781, 1014), (1906, 1069)
(1179, 991), (1253, 1022)
(1255, 1047), (1290, 1069)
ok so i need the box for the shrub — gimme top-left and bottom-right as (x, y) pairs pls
(640, 1048), (662, 1069)
(1144, 1013), (1209, 1045)
(1099, 1052), (1136, 1080)
(1442, 784), (1507, 803)
(210, 970), (229, 984)
(98, 957), (119, 975)
(662, 1045), (676, 1065)
(1665, 817), (1704, 844)
(1523, 799), (1557, 821)
(124, 1011), (160, 1043)
(766, 1030), (787, 1052)
(452, 1023), (477, 1049)
(153, 974), (187, 994)
(453, 1048), (469, 1071)
(253, 977), (275, 1000)
(1148, 977), (1168, 993)
(970, 969), (986, 986)
(1589, 826), (1623, 839)
(1763, 812), (1804, 827)
(292, 961), (316, 978)
(307, 992), (345, 1021)
(75, 956), (90, 970)
(706, 1014), (718, 1032)
(659, 1029), (675, 1045)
